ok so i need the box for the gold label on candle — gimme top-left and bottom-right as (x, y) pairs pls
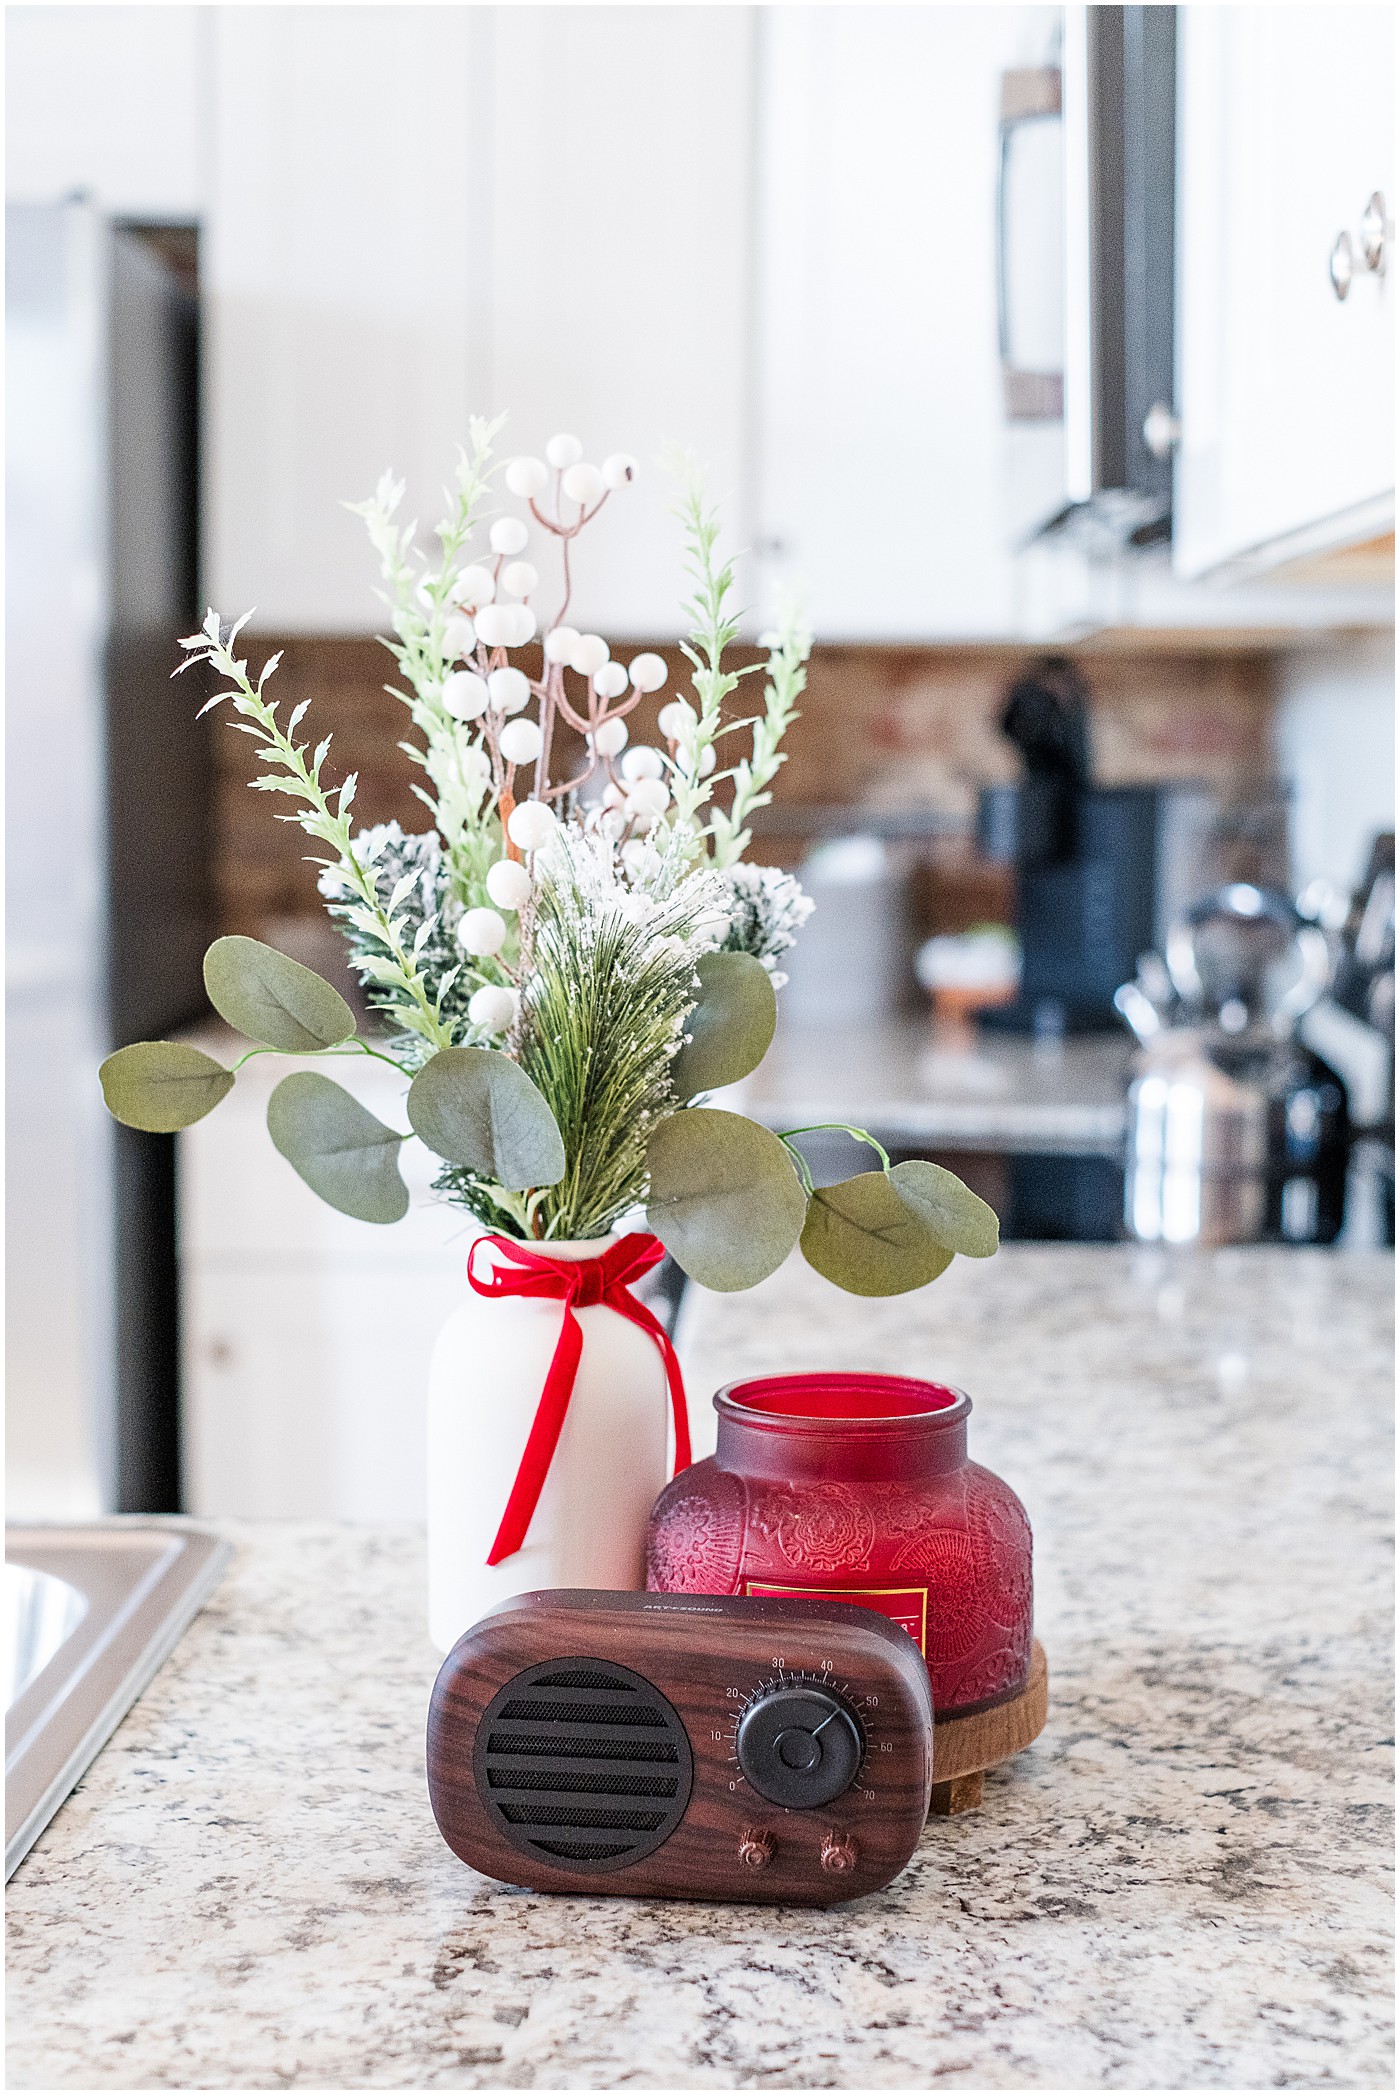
(742, 1581), (928, 1654)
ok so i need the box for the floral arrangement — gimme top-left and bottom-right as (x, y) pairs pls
(100, 420), (996, 1294)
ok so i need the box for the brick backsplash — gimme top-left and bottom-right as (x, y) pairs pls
(210, 636), (1278, 943)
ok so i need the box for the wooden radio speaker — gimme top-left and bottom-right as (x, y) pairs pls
(427, 1589), (935, 1905)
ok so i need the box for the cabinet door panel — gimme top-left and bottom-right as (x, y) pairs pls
(205, 8), (481, 630)
(181, 1263), (461, 1519)
(178, 1044), (469, 1518)
(754, 7), (1062, 640)
(1175, 6), (1394, 578)
(487, 6), (754, 637)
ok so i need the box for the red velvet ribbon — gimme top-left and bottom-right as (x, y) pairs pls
(466, 1232), (692, 1566)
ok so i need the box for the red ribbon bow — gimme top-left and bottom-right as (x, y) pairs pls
(466, 1231), (692, 1566)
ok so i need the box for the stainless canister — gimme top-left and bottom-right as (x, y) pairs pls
(1124, 1036), (1268, 1245)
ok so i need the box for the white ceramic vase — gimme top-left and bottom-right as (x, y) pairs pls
(426, 1238), (673, 1653)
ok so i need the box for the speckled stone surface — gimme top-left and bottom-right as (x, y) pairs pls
(7, 1246), (1393, 2090)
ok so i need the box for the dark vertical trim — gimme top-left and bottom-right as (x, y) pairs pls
(1121, 4), (1177, 507)
(105, 223), (209, 1513)
(111, 1128), (183, 1512)
(1088, 5), (1127, 493)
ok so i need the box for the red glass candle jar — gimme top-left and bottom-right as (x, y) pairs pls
(646, 1372), (1032, 1716)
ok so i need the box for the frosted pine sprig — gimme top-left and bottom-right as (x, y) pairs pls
(717, 864), (815, 987)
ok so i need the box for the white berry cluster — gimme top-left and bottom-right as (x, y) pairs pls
(419, 431), (708, 1034)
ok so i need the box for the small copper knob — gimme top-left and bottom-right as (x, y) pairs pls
(820, 1831), (857, 1874)
(738, 1828), (774, 1870)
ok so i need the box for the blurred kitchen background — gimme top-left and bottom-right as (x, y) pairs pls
(7, 5), (1393, 1527)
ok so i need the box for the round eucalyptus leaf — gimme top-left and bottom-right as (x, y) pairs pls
(889, 1158), (1000, 1258)
(100, 1041), (235, 1132)
(267, 1072), (408, 1224)
(800, 1171), (954, 1297)
(645, 1108), (806, 1291)
(671, 952), (778, 1098)
(407, 1047), (566, 1191)
(203, 934), (356, 1053)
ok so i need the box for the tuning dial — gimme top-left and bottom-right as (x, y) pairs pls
(736, 1683), (864, 1809)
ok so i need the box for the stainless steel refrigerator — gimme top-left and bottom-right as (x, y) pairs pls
(6, 200), (213, 1517)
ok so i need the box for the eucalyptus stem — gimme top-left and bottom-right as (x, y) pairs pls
(779, 1122), (893, 1172)
(777, 1138), (815, 1197)
(229, 1039), (408, 1076)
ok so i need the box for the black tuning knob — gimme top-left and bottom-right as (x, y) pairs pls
(736, 1684), (864, 1809)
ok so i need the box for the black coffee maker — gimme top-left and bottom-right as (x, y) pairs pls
(979, 659), (1203, 1034)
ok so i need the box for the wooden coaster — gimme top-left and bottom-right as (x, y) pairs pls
(928, 1639), (1048, 1816)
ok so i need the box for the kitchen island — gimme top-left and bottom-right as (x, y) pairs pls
(7, 1246), (1393, 2090)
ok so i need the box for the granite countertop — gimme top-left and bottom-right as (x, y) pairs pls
(8, 1246), (1393, 2090)
(742, 1019), (1132, 1154)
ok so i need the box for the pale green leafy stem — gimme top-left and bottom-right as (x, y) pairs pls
(176, 613), (454, 1054)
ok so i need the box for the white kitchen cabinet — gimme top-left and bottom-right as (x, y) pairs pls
(183, 1262), (463, 1521)
(179, 1038), (469, 1519)
(485, 8), (755, 637)
(1174, 6), (1395, 580)
(205, 5), (755, 637)
(753, 6), (1067, 642)
(204, 7), (483, 632)
(5, 5), (206, 219)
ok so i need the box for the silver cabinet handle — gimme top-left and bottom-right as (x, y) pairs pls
(1361, 191), (1391, 275)
(1142, 402), (1182, 459)
(1331, 230), (1355, 299)
(1332, 195), (1390, 298)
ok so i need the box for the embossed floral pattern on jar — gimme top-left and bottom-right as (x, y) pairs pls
(646, 1372), (1032, 1715)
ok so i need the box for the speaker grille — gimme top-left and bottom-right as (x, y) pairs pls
(475, 1656), (693, 1874)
